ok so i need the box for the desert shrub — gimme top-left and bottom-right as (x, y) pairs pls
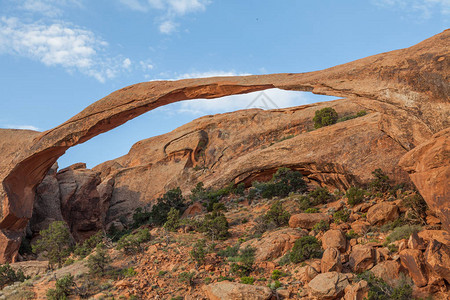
(403, 193), (428, 224)
(74, 231), (104, 258)
(313, 107), (338, 129)
(265, 200), (291, 227)
(308, 187), (334, 205)
(346, 230), (359, 240)
(289, 236), (322, 263)
(357, 271), (413, 300)
(0, 264), (27, 289)
(198, 207), (229, 240)
(333, 209), (350, 224)
(116, 228), (151, 255)
(379, 218), (407, 233)
(346, 186), (366, 206)
(163, 207), (181, 232)
(178, 272), (195, 286)
(297, 195), (312, 211)
(190, 239), (207, 267)
(337, 110), (367, 122)
(369, 169), (391, 193)
(231, 246), (256, 277)
(271, 269), (287, 280)
(235, 183), (245, 196)
(190, 182), (236, 212)
(32, 221), (72, 268)
(217, 243), (240, 258)
(312, 220), (330, 232)
(122, 267), (137, 278)
(149, 187), (186, 225)
(304, 208), (319, 213)
(386, 225), (421, 243)
(87, 244), (111, 277)
(253, 168), (307, 199)
(46, 274), (75, 300)
(269, 280), (282, 289)
(131, 207), (151, 228)
(240, 276), (255, 285)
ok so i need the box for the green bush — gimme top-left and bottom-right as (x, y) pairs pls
(304, 208), (319, 213)
(87, 244), (111, 277)
(240, 276), (255, 285)
(337, 110), (367, 122)
(0, 264), (27, 289)
(116, 228), (151, 254)
(309, 187), (334, 205)
(346, 187), (365, 206)
(190, 239), (207, 267)
(46, 274), (75, 300)
(312, 220), (329, 232)
(178, 272), (195, 286)
(271, 269), (287, 280)
(386, 225), (421, 243)
(32, 221), (72, 268)
(74, 231), (104, 258)
(199, 208), (229, 240)
(149, 187), (186, 225)
(122, 267), (137, 278)
(190, 182), (235, 212)
(231, 246), (256, 277)
(369, 169), (391, 193)
(333, 209), (350, 224)
(289, 236), (322, 263)
(163, 207), (181, 232)
(217, 243), (240, 258)
(131, 207), (151, 228)
(253, 168), (307, 199)
(313, 107), (338, 129)
(264, 200), (290, 227)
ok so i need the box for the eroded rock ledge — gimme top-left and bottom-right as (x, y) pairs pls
(0, 29), (449, 263)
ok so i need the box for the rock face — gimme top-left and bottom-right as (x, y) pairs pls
(203, 281), (272, 300)
(308, 272), (350, 300)
(289, 213), (330, 229)
(321, 229), (347, 252)
(399, 127), (450, 231)
(424, 239), (450, 283)
(366, 203), (399, 226)
(0, 30), (449, 263)
(399, 249), (428, 287)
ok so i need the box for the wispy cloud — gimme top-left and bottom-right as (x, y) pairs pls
(18, 0), (83, 17)
(4, 124), (40, 131)
(372, 0), (450, 18)
(0, 17), (131, 82)
(119, 0), (211, 34)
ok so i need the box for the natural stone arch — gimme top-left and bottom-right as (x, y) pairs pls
(0, 30), (448, 263)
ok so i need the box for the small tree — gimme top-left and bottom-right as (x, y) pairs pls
(231, 246), (256, 277)
(369, 169), (391, 193)
(46, 274), (75, 300)
(190, 239), (207, 268)
(199, 205), (229, 241)
(164, 207), (180, 232)
(0, 264), (26, 289)
(346, 187), (365, 206)
(264, 200), (290, 227)
(32, 221), (71, 268)
(87, 244), (111, 277)
(289, 236), (322, 263)
(313, 107), (338, 129)
(116, 228), (151, 255)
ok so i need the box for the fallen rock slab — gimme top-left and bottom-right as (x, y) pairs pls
(308, 272), (350, 300)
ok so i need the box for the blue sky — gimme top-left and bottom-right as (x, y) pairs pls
(0, 0), (448, 168)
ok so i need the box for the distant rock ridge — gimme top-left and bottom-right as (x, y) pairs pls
(0, 29), (448, 263)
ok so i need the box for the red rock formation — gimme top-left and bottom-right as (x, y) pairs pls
(0, 30), (449, 263)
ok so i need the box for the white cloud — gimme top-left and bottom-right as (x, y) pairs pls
(372, 0), (450, 18)
(175, 70), (250, 79)
(119, 0), (211, 34)
(4, 124), (40, 131)
(122, 58), (132, 69)
(16, 0), (82, 17)
(0, 17), (129, 82)
(159, 20), (177, 34)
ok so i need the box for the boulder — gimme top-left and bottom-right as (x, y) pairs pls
(344, 280), (369, 300)
(366, 203), (399, 226)
(349, 245), (376, 273)
(418, 230), (450, 245)
(308, 272), (350, 300)
(203, 281), (272, 300)
(241, 228), (304, 262)
(399, 249), (428, 287)
(407, 231), (425, 250)
(322, 229), (347, 252)
(289, 213), (329, 229)
(424, 239), (450, 283)
(321, 247), (343, 273)
(350, 220), (371, 235)
(370, 260), (402, 286)
(293, 264), (320, 284)
(10, 260), (49, 277)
